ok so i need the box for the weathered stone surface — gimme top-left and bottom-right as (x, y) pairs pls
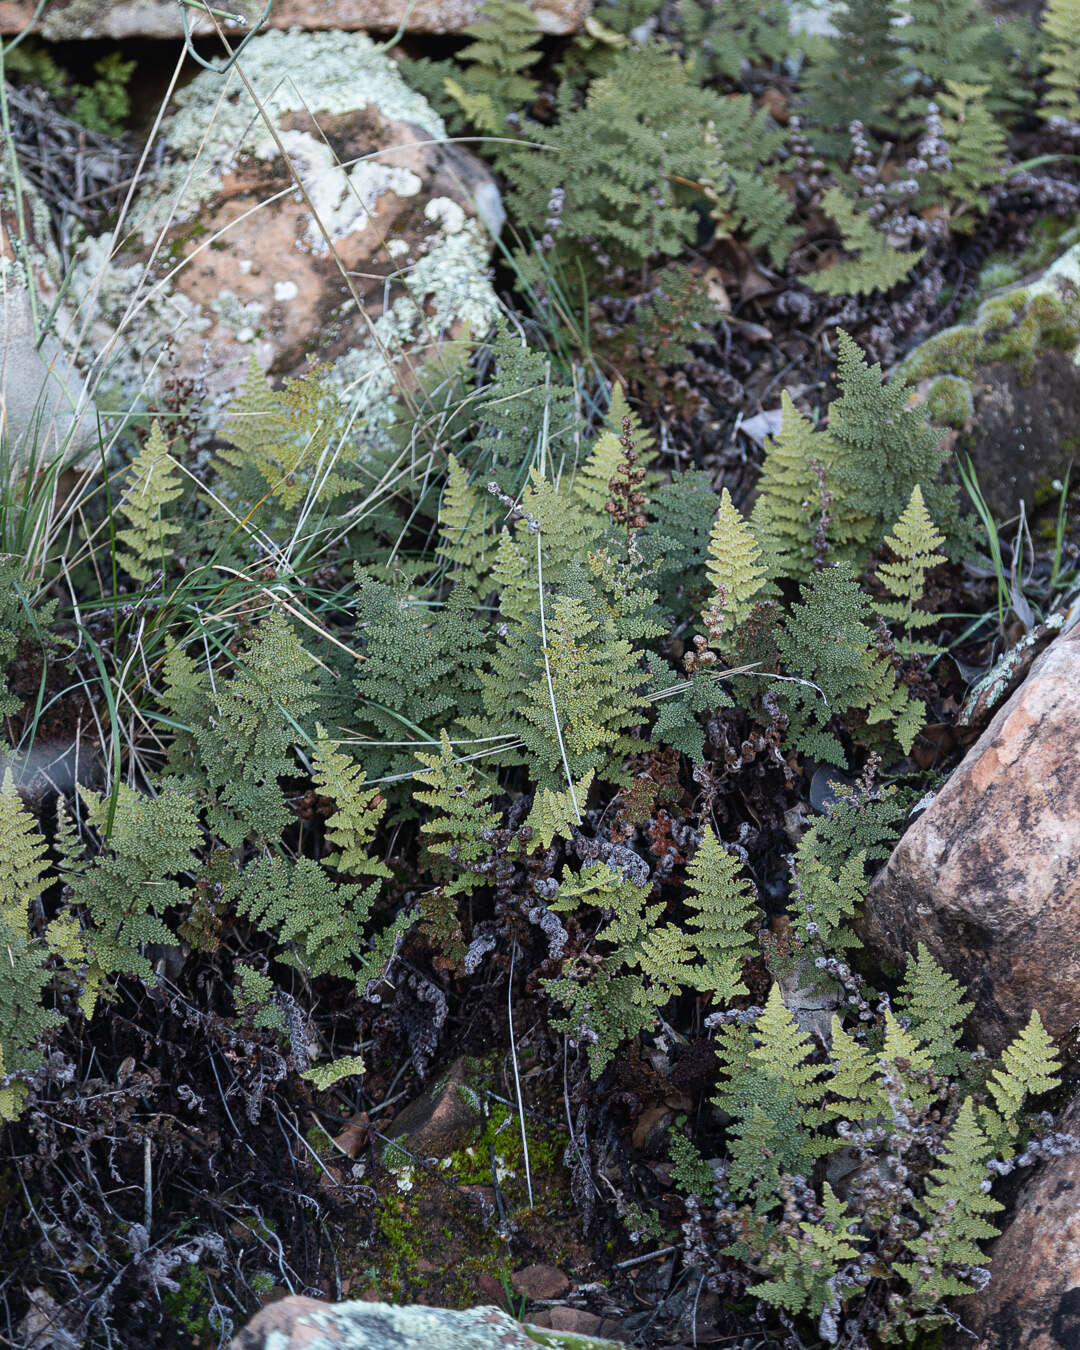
(380, 1056), (480, 1157)
(231, 1299), (542, 1348)
(0, 0), (588, 38)
(858, 621), (1080, 1055)
(955, 1092), (1080, 1350)
(900, 244), (1080, 521)
(511, 1264), (570, 1301)
(65, 29), (501, 433)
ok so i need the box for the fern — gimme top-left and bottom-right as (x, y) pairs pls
(70, 783), (202, 991)
(477, 323), (578, 483)
(827, 330), (954, 552)
(704, 488), (768, 645)
(748, 1183), (866, 1317)
(897, 944), (972, 1077)
(899, 0), (996, 108)
(162, 614), (319, 846)
(699, 104), (797, 267)
(893, 1099), (1003, 1306)
(931, 82), (1007, 223)
(874, 485), (947, 654)
(525, 771), (595, 849)
(776, 562), (919, 764)
(982, 1010), (1063, 1144)
(115, 422), (183, 584)
(443, 0), (542, 133)
(824, 1017), (886, 1123)
(682, 825), (760, 1001)
(0, 770), (50, 931)
(436, 454), (493, 593)
(806, 189), (924, 298)
(234, 963), (289, 1034)
(1041, 0), (1080, 121)
(414, 729), (499, 893)
(788, 832), (867, 956)
(679, 0), (792, 83)
(0, 916), (62, 1120)
(229, 854), (379, 988)
(499, 46), (765, 272)
(750, 392), (834, 582)
(312, 729), (391, 881)
(803, 0), (899, 150)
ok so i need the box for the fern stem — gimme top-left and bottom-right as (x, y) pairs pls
(535, 528), (580, 820)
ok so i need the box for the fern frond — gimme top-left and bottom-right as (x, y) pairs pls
(896, 943), (972, 1077)
(705, 487), (768, 642)
(312, 728), (391, 881)
(874, 484), (947, 653)
(0, 769), (50, 932)
(983, 1010), (1062, 1141)
(115, 422), (183, 583)
(683, 825), (760, 1001)
(806, 190), (924, 298)
(525, 770), (595, 849)
(414, 729), (499, 895)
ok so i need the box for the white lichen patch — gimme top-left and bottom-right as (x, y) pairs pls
(210, 289), (265, 343)
(273, 280), (299, 303)
(133, 29), (446, 247)
(330, 204), (498, 437)
(277, 129), (423, 253)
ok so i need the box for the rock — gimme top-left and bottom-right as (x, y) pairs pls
(955, 1092), (1080, 1350)
(511, 1263), (570, 1301)
(1, 189), (98, 470)
(858, 622), (1080, 1055)
(231, 1299), (543, 1349)
(899, 246), (1080, 521)
(66, 29), (501, 437)
(0, 0), (589, 38)
(381, 1057), (481, 1157)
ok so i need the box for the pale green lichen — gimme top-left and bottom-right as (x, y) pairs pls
(132, 29), (446, 248)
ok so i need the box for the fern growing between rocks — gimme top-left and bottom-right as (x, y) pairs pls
(897, 943), (972, 1077)
(982, 1010), (1063, 1146)
(1041, 0), (1080, 121)
(443, 0), (542, 133)
(874, 484), (947, 654)
(747, 1183), (867, 1319)
(806, 189), (924, 298)
(115, 421), (183, 584)
(892, 1099), (1003, 1310)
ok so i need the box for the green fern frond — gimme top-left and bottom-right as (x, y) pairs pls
(437, 454), (492, 593)
(750, 392), (833, 582)
(1041, 0), (1080, 120)
(806, 190), (924, 298)
(897, 943), (972, 1077)
(983, 1010), (1062, 1141)
(705, 487), (768, 642)
(312, 728), (391, 881)
(683, 825), (760, 1001)
(443, 0), (542, 133)
(414, 729), (499, 895)
(525, 770), (595, 849)
(874, 484), (947, 653)
(115, 422), (183, 583)
(0, 769), (50, 932)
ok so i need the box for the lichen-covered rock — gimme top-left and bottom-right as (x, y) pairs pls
(0, 0), (588, 38)
(65, 29), (501, 433)
(954, 1091), (1080, 1350)
(0, 185), (99, 468)
(899, 247), (1080, 520)
(230, 1298), (628, 1349)
(858, 620), (1080, 1056)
